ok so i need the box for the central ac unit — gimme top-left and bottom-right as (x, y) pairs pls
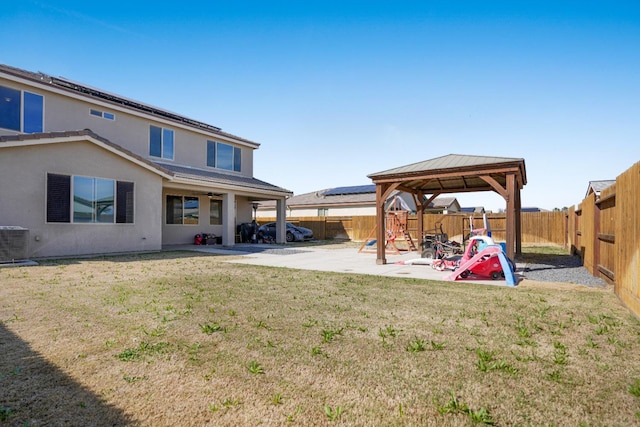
(0, 226), (29, 262)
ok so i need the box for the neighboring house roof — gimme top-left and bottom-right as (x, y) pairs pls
(0, 129), (173, 179)
(460, 207), (486, 213)
(0, 130), (292, 197)
(324, 185), (376, 196)
(0, 63), (259, 148)
(257, 185), (457, 210)
(258, 186), (377, 209)
(428, 196), (458, 210)
(585, 180), (615, 198)
(159, 163), (292, 196)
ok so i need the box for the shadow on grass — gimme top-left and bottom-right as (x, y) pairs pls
(33, 250), (217, 267)
(23, 240), (356, 267)
(0, 323), (134, 425)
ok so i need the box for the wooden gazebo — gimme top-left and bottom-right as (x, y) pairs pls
(367, 154), (527, 264)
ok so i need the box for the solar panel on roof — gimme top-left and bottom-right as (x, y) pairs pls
(325, 185), (376, 196)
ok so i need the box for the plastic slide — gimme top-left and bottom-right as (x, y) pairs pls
(444, 245), (517, 286)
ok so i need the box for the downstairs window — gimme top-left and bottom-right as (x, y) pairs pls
(166, 195), (199, 225)
(46, 173), (134, 224)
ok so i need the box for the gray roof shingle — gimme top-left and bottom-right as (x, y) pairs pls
(158, 163), (292, 194)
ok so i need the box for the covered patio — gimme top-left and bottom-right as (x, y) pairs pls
(367, 154), (527, 264)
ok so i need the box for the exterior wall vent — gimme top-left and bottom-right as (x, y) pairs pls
(0, 226), (29, 262)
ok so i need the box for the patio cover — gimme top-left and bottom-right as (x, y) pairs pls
(367, 154), (527, 264)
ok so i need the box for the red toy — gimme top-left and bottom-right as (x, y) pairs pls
(441, 235), (513, 280)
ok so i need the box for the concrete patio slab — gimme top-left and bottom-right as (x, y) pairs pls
(167, 243), (522, 286)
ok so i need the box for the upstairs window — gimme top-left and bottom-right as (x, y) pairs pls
(90, 108), (115, 120)
(0, 85), (43, 133)
(150, 125), (174, 160)
(207, 140), (241, 172)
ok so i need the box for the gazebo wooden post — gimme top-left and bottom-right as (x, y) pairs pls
(505, 173), (516, 260)
(375, 184), (387, 265)
(414, 192), (425, 244)
(516, 186), (522, 255)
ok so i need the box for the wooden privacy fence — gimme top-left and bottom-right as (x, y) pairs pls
(569, 161), (640, 318)
(265, 211), (567, 247)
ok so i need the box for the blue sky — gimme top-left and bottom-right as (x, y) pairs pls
(3, 1), (639, 211)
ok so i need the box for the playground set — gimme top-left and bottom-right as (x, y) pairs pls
(358, 207), (417, 255)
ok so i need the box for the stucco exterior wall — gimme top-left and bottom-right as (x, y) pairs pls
(0, 140), (163, 258)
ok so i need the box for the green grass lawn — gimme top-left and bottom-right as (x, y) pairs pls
(1, 250), (639, 426)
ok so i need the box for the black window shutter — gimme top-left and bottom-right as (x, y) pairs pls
(116, 181), (134, 223)
(47, 173), (71, 223)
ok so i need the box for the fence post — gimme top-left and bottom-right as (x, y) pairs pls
(323, 217), (327, 241)
(594, 200), (601, 277)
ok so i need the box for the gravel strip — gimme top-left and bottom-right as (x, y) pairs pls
(520, 255), (607, 288)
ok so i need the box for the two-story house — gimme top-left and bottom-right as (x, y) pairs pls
(0, 64), (291, 259)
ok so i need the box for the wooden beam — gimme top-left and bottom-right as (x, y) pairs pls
(424, 191), (442, 206)
(598, 233), (615, 243)
(398, 178), (434, 193)
(397, 183), (426, 194)
(380, 183), (399, 202)
(426, 186), (495, 194)
(597, 264), (615, 281)
(596, 192), (616, 205)
(479, 175), (508, 199)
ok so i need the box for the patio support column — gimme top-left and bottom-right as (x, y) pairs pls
(222, 192), (236, 246)
(275, 197), (287, 244)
